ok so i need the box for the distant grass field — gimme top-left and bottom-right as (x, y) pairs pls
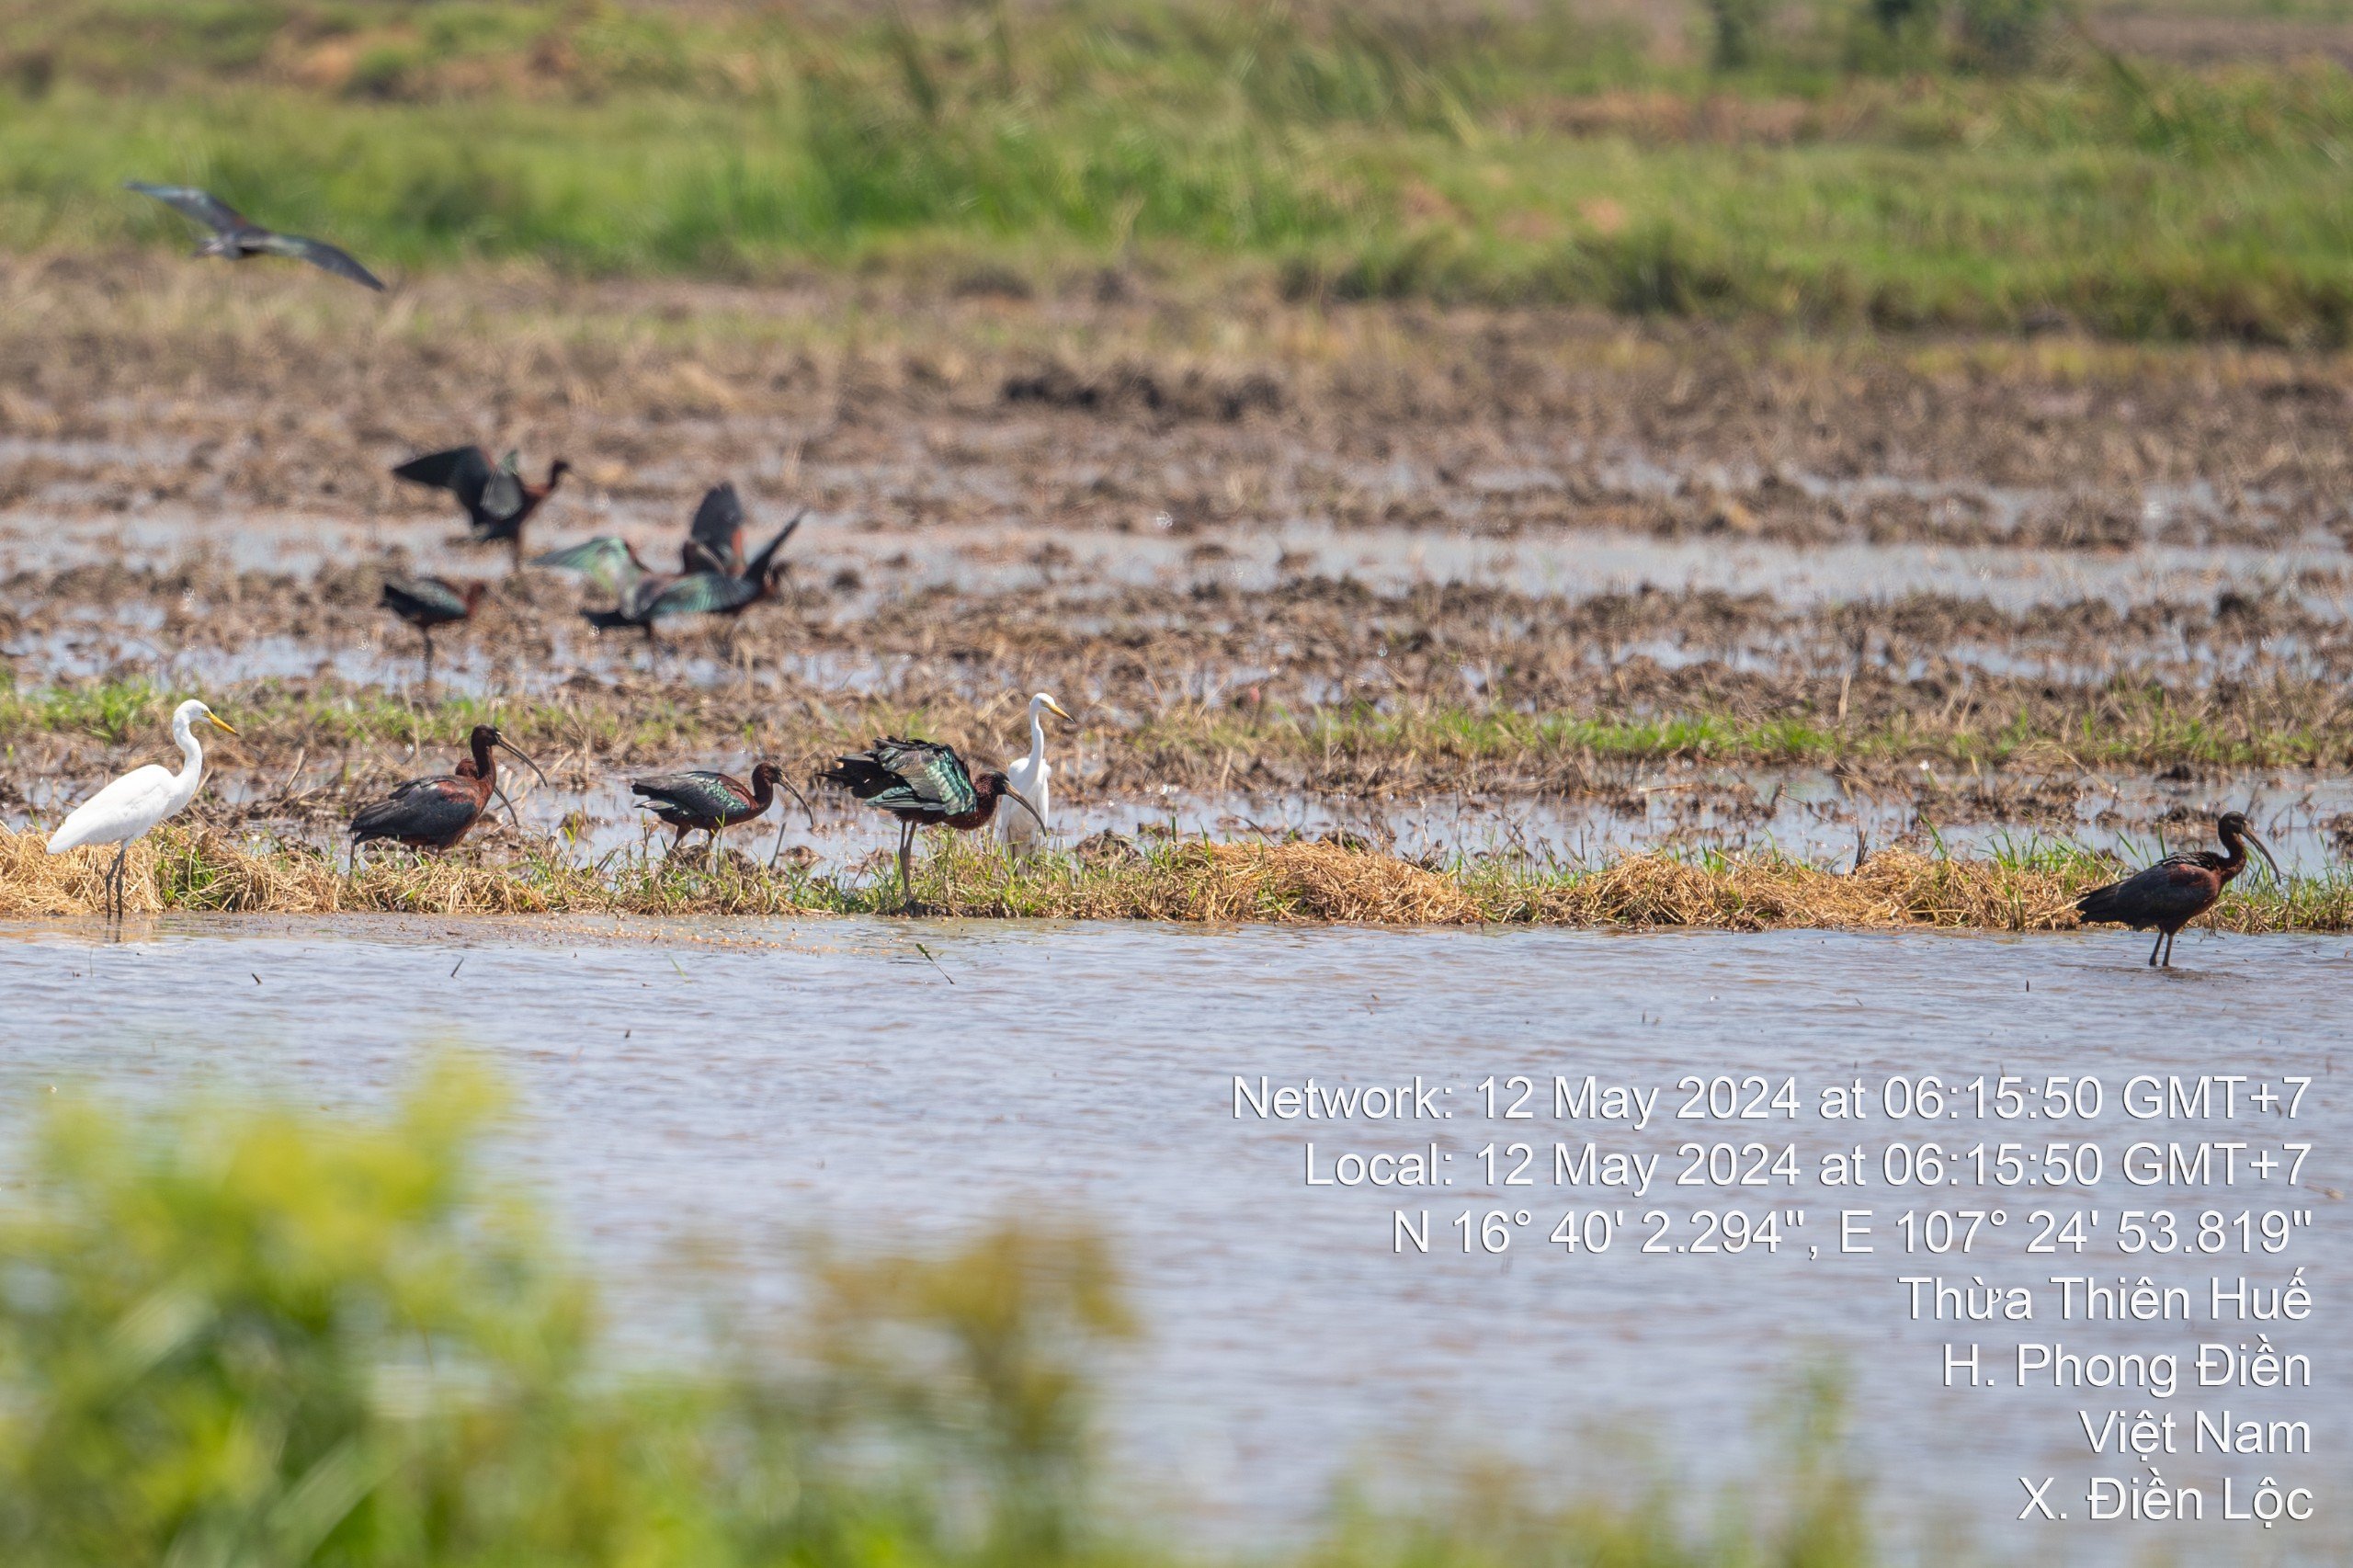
(0, 0), (2349, 338)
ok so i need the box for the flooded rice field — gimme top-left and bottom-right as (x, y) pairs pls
(0, 915), (2344, 1561)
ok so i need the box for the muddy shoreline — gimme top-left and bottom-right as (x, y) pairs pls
(3, 262), (2348, 877)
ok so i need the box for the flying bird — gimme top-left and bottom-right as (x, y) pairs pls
(631, 762), (813, 868)
(1001, 692), (1075, 848)
(348, 724), (547, 864)
(123, 182), (385, 291)
(821, 737), (1043, 912)
(2075, 811), (2280, 968)
(378, 574), (485, 686)
(45, 699), (237, 920)
(392, 447), (571, 570)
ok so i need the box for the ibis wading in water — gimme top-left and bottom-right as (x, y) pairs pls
(378, 574), (485, 684)
(124, 182), (386, 291)
(46, 699), (237, 919)
(2075, 811), (2280, 968)
(348, 725), (548, 863)
(1001, 691), (1074, 847)
(631, 762), (815, 868)
(392, 447), (571, 571)
(822, 737), (1044, 912)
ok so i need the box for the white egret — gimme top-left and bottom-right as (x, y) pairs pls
(1001, 692), (1075, 848)
(46, 699), (237, 919)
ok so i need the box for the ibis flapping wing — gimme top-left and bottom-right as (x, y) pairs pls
(124, 182), (253, 237)
(533, 536), (648, 594)
(244, 228), (387, 291)
(393, 446), (496, 506)
(743, 514), (802, 582)
(824, 738), (980, 819)
(686, 483), (747, 575)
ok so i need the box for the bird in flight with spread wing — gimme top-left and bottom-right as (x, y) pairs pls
(124, 182), (387, 292)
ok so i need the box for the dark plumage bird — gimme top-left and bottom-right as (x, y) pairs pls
(124, 182), (385, 291)
(378, 574), (485, 685)
(348, 724), (548, 863)
(631, 761), (814, 867)
(392, 447), (572, 571)
(821, 737), (1043, 912)
(2075, 811), (2280, 969)
(537, 489), (801, 639)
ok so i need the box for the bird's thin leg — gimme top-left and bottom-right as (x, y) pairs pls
(2165, 930), (2177, 969)
(898, 820), (915, 914)
(421, 628), (435, 689)
(111, 843), (129, 921)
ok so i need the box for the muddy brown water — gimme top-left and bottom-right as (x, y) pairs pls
(0, 916), (2342, 1561)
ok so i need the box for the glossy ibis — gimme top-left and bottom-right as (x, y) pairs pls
(46, 699), (237, 920)
(378, 574), (485, 685)
(821, 737), (1043, 912)
(348, 724), (548, 864)
(631, 762), (814, 868)
(392, 447), (571, 570)
(125, 182), (386, 291)
(2075, 811), (2281, 968)
(538, 495), (801, 639)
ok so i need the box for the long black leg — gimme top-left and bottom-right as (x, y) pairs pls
(111, 843), (129, 921)
(421, 628), (435, 688)
(898, 820), (915, 913)
(2148, 929), (2163, 968)
(2165, 930), (2177, 969)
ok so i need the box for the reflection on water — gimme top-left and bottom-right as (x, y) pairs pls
(0, 917), (2341, 1560)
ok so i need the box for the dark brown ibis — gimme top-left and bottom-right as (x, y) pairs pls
(125, 182), (386, 291)
(820, 736), (1043, 912)
(392, 447), (571, 570)
(377, 574), (485, 685)
(347, 724), (548, 865)
(536, 491), (801, 640)
(2075, 811), (2281, 968)
(630, 762), (814, 868)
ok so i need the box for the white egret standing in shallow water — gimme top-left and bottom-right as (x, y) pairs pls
(46, 699), (237, 919)
(1001, 693), (1074, 848)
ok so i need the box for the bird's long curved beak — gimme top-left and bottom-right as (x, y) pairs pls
(2244, 827), (2281, 883)
(1004, 788), (1047, 830)
(778, 774), (817, 829)
(208, 713), (239, 736)
(494, 737), (551, 789)
(1045, 698), (1075, 725)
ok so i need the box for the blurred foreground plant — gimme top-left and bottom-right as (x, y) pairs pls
(0, 1065), (1880, 1567)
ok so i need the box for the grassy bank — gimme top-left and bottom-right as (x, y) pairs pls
(10, 676), (2353, 794)
(0, 1065), (1879, 1565)
(7, 823), (2348, 930)
(0, 1), (2348, 338)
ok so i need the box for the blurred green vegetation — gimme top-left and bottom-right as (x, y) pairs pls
(0, 0), (2345, 338)
(0, 1064), (1885, 1565)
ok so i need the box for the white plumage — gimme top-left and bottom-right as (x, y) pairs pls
(47, 699), (237, 917)
(1001, 691), (1074, 846)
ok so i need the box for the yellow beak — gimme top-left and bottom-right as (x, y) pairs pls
(209, 713), (239, 735)
(1045, 698), (1075, 724)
